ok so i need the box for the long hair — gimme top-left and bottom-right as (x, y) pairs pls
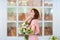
(29, 8), (39, 24)
(32, 8), (39, 19)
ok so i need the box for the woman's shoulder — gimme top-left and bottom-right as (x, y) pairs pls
(31, 19), (39, 25)
(31, 19), (38, 23)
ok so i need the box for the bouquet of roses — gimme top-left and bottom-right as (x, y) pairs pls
(19, 21), (34, 40)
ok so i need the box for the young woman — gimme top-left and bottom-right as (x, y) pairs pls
(25, 8), (40, 40)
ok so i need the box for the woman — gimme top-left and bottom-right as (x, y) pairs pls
(25, 8), (40, 40)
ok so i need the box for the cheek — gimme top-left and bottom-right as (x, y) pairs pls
(30, 12), (33, 15)
(32, 12), (35, 16)
(29, 10), (34, 16)
(29, 13), (34, 17)
(33, 13), (35, 15)
(31, 13), (34, 16)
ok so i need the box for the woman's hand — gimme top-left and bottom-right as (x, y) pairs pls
(24, 16), (32, 22)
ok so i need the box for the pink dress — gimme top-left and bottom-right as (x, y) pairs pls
(28, 19), (40, 40)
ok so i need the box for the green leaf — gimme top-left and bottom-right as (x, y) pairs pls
(50, 36), (58, 40)
(24, 35), (28, 40)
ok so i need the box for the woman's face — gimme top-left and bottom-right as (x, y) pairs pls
(29, 10), (35, 18)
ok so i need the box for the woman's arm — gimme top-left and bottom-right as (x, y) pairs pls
(35, 22), (40, 35)
(31, 25), (35, 35)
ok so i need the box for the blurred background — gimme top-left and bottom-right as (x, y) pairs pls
(0, 0), (60, 40)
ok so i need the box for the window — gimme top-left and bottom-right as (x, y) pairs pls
(7, 0), (53, 37)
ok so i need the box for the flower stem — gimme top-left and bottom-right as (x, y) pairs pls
(24, 35), (28, 40)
